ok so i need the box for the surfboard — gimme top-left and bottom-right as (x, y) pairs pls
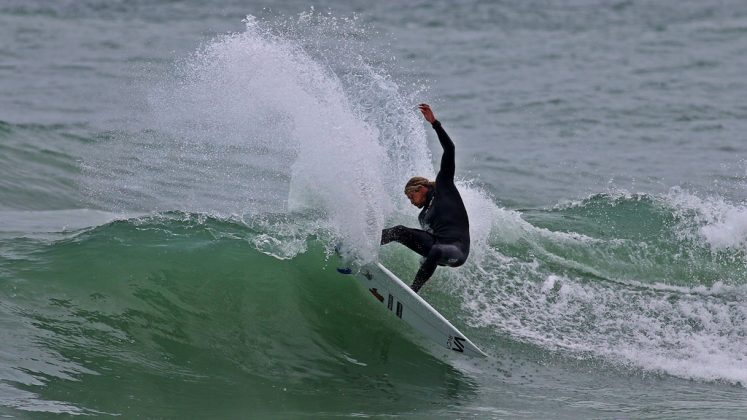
(338, 262), (487, 358)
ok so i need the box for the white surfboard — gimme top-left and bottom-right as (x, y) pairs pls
(339, 262), (487, 358)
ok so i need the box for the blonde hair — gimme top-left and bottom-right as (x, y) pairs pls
(404, 176), (435, 194)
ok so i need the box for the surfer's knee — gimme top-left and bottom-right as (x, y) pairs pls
(432, 244), (467, 267)
(420, 245), (444, 269)
(426, 245), (444, 263)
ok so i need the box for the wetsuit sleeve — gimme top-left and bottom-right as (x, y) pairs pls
(432, 120), (455, 183)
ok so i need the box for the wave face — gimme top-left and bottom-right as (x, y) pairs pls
(2, 191), (747, 416)
(0, 214), (481, 417)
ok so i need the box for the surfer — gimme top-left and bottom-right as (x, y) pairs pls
(380, 103), (470, 292)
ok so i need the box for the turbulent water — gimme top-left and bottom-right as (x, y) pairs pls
(2, 1), (747, 418)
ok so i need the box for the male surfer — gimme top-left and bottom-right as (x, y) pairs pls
(380, 104), (470, 293)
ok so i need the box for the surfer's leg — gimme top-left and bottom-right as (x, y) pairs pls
(410, 244), (466, 292)
(380, 225), (435, 257)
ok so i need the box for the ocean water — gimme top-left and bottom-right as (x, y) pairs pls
(2, 0), (747, 417)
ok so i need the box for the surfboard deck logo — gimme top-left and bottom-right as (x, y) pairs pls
(338, 262), (486, 357)
(447, 335), (466, 352)
(369, 288), (384, 302)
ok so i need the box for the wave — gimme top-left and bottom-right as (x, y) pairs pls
(452, 190), (747, 387)
(0, 214), (479, 415)
(80, 13), (434, 264)
(2, 190), (746, 405)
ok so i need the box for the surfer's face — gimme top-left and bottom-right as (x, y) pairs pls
(406, 186), (428, 208)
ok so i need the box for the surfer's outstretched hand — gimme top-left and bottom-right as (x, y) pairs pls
(418, 103), (436, 124)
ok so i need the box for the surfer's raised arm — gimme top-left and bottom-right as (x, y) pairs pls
(380, 103), (470, 294)
(418, 103), (455, 183)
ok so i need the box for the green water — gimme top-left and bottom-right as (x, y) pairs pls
(2, 208), (746, 417)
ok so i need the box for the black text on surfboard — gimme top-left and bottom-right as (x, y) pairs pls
(447, 335), (466, 353)
(386, 294), (403, 318)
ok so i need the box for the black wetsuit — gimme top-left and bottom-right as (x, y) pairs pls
(381, 120), (470, 292)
